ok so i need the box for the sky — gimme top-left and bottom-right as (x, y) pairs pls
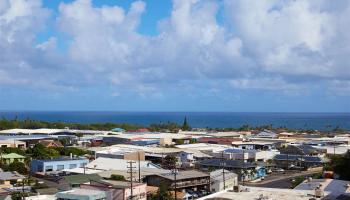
(0, 0), (350, 112)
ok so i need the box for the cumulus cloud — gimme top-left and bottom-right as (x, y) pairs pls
(0, 0), (350, 99)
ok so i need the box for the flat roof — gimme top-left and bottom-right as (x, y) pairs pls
(294, 179), (350, 198)
(155, 170), (209, 181)
(32, 157), (88, 162)
(199, 187), (312, 200)
(57, 188), (106, 197)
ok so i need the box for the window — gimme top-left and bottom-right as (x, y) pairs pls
(80, 163), (86, 167)
(45, 165), (53, 172)
(57, 165), (65, 171)
(69, 164), (77, 169)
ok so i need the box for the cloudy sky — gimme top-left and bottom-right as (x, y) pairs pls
(0, 0), (350, 112)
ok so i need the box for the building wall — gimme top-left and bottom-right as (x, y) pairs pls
(0, 141), (26, 148)
(81, 182), (147, 200)
(2, 157), (25, 165)
(81, 184), (124, 200)
(124, 183), (147, 200)
(124, 151), (145, 161)
(211, 176), (238, 193)
(160, 138), (173, 146)
(31, 159), (89, 173)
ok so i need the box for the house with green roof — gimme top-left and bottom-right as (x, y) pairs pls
(1, 153), (25, 165)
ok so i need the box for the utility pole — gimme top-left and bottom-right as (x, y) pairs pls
(138, 151), (141, 182)
(127, 161), (136, 200)
(242, 149), (245, 186)
(172, 168), (178, 200)
(221, 151), (226, 189)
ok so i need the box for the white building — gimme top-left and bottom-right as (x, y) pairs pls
(294, 178), (350, 199)
(210, 169), (238, 193)
(198, 187), (312, 200)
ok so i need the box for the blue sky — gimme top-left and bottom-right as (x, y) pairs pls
(0, 0), (350, 112)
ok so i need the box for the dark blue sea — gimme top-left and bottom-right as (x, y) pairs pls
(0, 112), (349, 131)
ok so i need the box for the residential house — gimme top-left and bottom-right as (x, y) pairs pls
(1, 153), (25, 165)
(38, 140), (63, 148)
(0, 172), (24, 189)
(57, 174), (103, 191)
(30, 157), (89, 174)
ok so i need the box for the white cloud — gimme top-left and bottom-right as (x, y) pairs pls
(0, 0), (350, 99)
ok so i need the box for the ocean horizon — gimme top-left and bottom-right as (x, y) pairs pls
(0, 111), (349, 131)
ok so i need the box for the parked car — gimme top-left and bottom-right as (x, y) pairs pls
(187, 190), (198, 198)
(273, 168), (285, 172)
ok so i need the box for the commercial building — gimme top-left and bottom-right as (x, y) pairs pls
(146, 170), (210, 193)
(197, 159), (266, 181)
(210, 169), (238, 193)
(31, 157), (89, 174)
(198, 187), (311, 200)
(273, 154), (325, 169)
(294, 178), (350, 199)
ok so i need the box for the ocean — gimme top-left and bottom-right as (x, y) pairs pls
(0, 111), (349, 131)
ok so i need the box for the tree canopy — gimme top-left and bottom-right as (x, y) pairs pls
(327, 151), (350, 180)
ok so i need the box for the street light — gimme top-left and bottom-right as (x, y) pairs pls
(171, 168), (179, 200)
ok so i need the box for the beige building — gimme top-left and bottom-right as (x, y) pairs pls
(0, 140), (26, 148)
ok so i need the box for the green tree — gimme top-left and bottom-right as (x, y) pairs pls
(150, 183), (174, 200)
(11, 192), (22, 200)
(162, 155), (178, 169)
(0, 147), (26, 156)
(328, 152), (350, 180)
(181, 117), (190, 131)
(7, 161), (27, 175)
(54, 147), (88, 157)
(110, 174), (126, 181)
(26, 144), (60, 159)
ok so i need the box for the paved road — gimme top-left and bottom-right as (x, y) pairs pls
(242, 170), (322, 189)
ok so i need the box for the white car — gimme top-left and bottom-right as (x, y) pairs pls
(273, 168), (285, 172)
